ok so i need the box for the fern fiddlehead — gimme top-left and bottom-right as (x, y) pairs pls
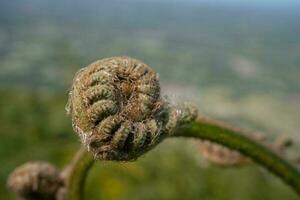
(7, 56), (300, 200)
(7, 161), (65, 200)
(66, 56), (197, 161)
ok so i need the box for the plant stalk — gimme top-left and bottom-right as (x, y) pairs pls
(173, 115), (300, 194)
(67, 147), (95, 200)
(67, 115), (300, 200)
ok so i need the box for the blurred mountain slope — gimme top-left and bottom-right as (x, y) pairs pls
(0, 1), (300, 200)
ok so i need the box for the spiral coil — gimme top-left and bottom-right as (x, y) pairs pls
(67, 56), (197, 161)
(7, 162), (63, 200)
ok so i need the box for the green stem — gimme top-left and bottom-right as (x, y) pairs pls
(173, 115), (300, 195)
(67, 147), (95, 200)
(67, 116), (300, 199)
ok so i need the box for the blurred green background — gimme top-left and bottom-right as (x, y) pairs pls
(1, 0), (300, 199)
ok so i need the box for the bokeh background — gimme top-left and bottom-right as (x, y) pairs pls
(1, 0), (300, 199)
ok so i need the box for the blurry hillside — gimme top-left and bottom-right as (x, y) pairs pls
(0, 1), (300, 199)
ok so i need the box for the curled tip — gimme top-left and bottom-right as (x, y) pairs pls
(67, 56), (198, 161)
(7, 161), (63, 200)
